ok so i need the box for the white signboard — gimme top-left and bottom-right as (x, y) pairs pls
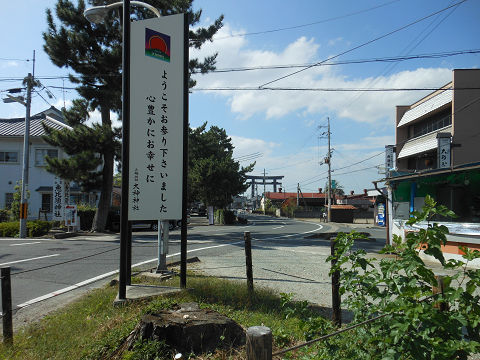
(128, 14), (185, 220)
(65, 204), (77, 227)
(53, 176), (64, 220)
(438, 136), (451, 168)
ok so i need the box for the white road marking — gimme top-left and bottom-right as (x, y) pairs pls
(0, 254), (60, 267)
(0, 238), (53, 242)
(10, 242), (41, 247)
(272, 226), (285, 230)
(15, 221), (323, 310)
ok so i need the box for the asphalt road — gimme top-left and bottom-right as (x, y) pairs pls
(190, 214), (387, 310)
(0, 214), (386, 329)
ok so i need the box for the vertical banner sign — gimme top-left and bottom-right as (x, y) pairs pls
(385, 145), (394, 173)
(64, 181), (70, 206)
(437, 135), (451, 169)
(53, 176), (64, 221)
(129, 14), (185, 220)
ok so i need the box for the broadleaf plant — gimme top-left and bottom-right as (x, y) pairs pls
(328, 195), (480, 359)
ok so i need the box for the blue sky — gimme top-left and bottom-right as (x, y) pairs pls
(1, 0), (479, 196)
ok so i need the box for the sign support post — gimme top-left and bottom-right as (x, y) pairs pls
(118, 0), (131, 301)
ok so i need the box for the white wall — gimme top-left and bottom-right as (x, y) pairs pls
(0, 136), (62, 220)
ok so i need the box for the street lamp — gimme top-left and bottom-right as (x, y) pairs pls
(84, 1), (161, 23)
(84, 0), (161, 301)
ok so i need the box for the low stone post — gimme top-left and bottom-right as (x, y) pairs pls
(246, 326), (272, 360)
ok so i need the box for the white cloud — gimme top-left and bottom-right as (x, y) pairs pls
(190, 23), (453, 124)
(85, 109), (121, 128)
(230, 135), (278, 159)
(336, 135), (395, 151)
(1, 60), (19, 69)
(328, 37), (343, 46)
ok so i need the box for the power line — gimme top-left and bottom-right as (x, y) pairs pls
(192, 49), (480, 74)
(234, 152), (263, 161)
(192, 87), (477, 92)
(258, 0), (468, 88)
(189, 0), (401, 43)
(332, 6), (466, 118)
(0, 48), (477, 85)
(332, 150), (385, 172)
(0, 57), (31, 62)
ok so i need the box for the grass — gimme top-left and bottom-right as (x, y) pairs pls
(0, 272), (334, 360)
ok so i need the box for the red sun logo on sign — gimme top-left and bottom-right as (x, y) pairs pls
(149, 35), (167, 53)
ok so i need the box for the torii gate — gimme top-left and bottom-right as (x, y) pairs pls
(246, 175), (284, 198)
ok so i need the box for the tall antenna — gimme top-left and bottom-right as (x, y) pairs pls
(32, 50), (35, 78)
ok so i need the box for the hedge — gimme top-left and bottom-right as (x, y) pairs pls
(0, 220), (53, 238)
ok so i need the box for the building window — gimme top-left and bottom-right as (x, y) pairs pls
(408, 109), (452, 139)
(35, 148), (58, 167)
(41, 194), (52, 213)
(5, 193), (14, 209)
(0, 151), (19, 163)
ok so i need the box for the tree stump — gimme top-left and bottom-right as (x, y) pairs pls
(136, 302), (245, 355)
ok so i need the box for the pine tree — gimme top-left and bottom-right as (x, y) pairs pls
(189, 123), (254, 209)
(42, 0), (223, 231)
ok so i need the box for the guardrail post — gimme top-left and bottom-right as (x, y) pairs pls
(246, 326), (272, 360)
(1, 267), (13, 345)
(331, 237), (341, 326)
(244, 231), (254, 295)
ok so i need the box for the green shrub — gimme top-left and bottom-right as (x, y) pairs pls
(78, 203), (96, 231)
(27, 220), (53, 237)
(0, 221), (19, 237)
(329, 195), (480, 359)
(0, 209), (9, 223)
(0, 220), (52, 237)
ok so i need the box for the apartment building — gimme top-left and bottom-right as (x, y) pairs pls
(387, 69), (480, 265)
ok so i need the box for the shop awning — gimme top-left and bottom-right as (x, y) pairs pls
(397, 88), (452, 128)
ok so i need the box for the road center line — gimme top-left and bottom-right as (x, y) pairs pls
(0, 254), (60, 267)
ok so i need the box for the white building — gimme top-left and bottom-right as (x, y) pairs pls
(0, 106), (90, 220)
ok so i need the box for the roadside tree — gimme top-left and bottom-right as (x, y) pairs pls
(189, 123), (254, 209)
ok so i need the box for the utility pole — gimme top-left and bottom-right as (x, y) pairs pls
(327, 117), (332, 223)
(19, 52), (35, 238)
(296, 183), (300, 206)
(19, 73), (33, 238)
(263, 168), (266, 214)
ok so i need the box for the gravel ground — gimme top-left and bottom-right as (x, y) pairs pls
(190, 237), (334, 307)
